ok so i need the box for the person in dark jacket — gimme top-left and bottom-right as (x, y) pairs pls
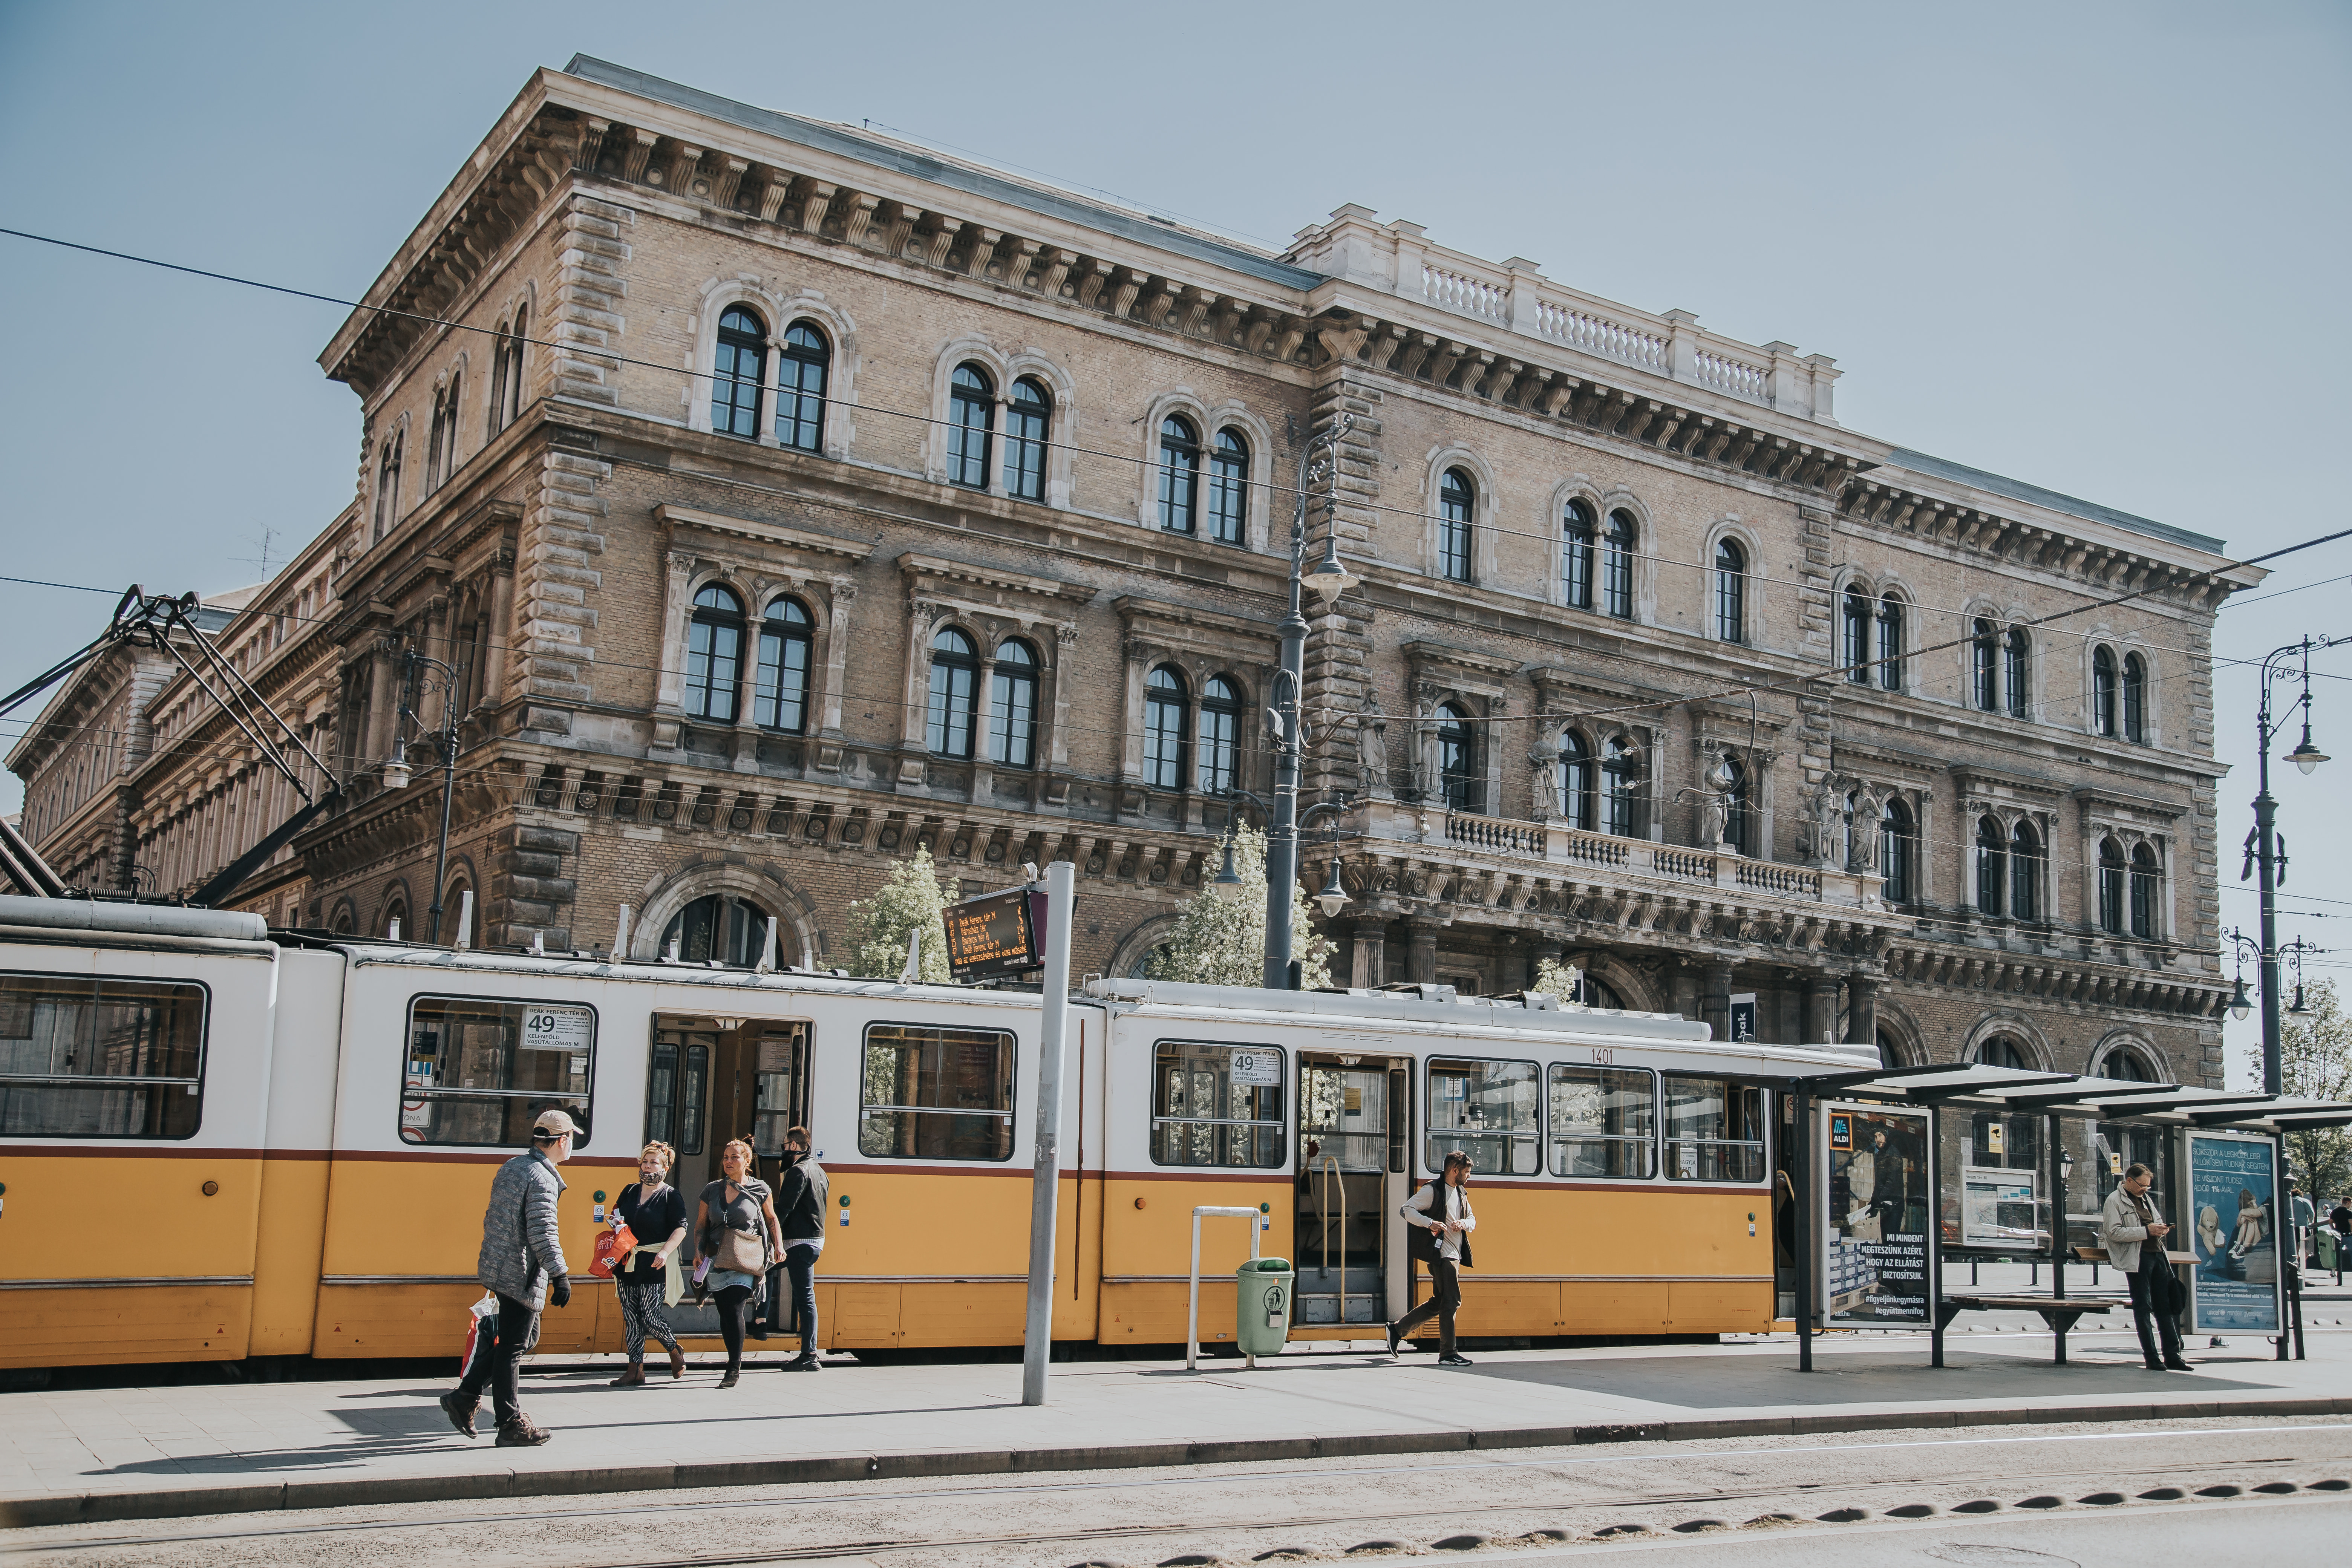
(609, 1140), (689, 1385)
(1386, 1150), (1477, 1366)
(441, 1109), (574, 1446)
(772, 1126), (828, 1371)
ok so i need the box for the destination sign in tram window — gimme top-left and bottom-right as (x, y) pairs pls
(0, 973), (206, 1139)
(403, 995), (594, 1146)
(1152, 1041), (1285, 1167)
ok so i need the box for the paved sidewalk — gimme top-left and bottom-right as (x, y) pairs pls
(5, 1325), (2349, 1529)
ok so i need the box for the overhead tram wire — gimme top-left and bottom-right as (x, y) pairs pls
(4, 224), (2317, 622)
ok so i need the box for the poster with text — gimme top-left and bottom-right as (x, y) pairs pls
(2187, 1132), (2280, 1335)
(1820, 1102), (1934, 1326)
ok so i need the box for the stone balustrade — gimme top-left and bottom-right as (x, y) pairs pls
(1415, 804), (1880, 910)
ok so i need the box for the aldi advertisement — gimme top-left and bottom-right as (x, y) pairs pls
(1820, 1103), (1935, 1326)
(2186, 1131), (2282, 1335)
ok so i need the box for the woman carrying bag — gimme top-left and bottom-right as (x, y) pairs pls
(696, 1138), (782, 1387)
(609, 1141), (689, 1385)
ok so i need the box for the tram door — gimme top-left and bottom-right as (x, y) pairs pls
(1296, 1059), (1407, 1325)
(648, 1018), (810, 1214)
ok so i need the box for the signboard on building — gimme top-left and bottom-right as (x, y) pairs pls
(943, 886), (1047, 981)
(1727, 992), (1757, 1043)
(1819, 1102), (1935, 1327)
(2185, 1130), (2282, 1335)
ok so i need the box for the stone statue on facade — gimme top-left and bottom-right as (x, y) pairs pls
(1358, 700), (1390, 798)
(1848, 788), (1880, 872)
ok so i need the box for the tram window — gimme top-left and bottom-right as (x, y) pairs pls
(1661, 1076), (1766, 1182)
(0, 972), (205, 1139)
(1424, 1057), (1540, 1176)
(859, 1023), (1014, 1161)
(1547, 1064), (1655, 1179)
(646, 1034), (710, 1156)
(1153, 1041), (1285, 1168)
(752, 1024), (810, 1158)
(403, 995), (594, 1147)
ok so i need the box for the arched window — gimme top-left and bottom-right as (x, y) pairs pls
(1207, 429), (1248, 544)
(1881, 797), (1915, 904)
(427, 374), (461, 492)
(1842, 586), (1870, 683)
(2010, 820), (2041, 922)
(1602, 510), (1636, 619)
(1975, 815), (2006, 916)
(1143, 665), (1189, 789)
(1557, 729), (1594, 831)
(2130, 843), (2160, 938)
(711, 306), (767, 438)
(1714, 538), (1746, 644)
(1436, 702), (1479, 812)
(2122, 652), (2148, 743)
(684, 584), (744, 722)
(502, 303), (527, 428)
(1199, 675), (1243, 793)
(1972, 619), (1999, 711)
(373, 433), (403, 540)
(2098, 837), (2127, 933)
(988, 639), (1038, 767)
(948, 364), (994, 489)
(776, 322), (829, 452)
(487, 318), (512, 439)
(2005, 628), (2031, 720)
(1562, 499), (1595, 609)
(1720, 756), (1752, 853)
(1005, 377), (1051, 501)
(1977, 1037), (2033, 1071)
(1438, 469), (1475, 582)
(383, 896), (408, 940)
(1876, 596), (1905, 691)
(1602, 735), (1639, 836)
(2092, 646), (2118, 737)
(2102, 1046), (2159, 1083)
(661, 892), (778, 968)
(1158, 415), (1200, 532)
(754, 596), (813, 733)
(926, 628), (979, 757)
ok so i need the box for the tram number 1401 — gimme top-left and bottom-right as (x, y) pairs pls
(1587, 1047), (1615, 1065)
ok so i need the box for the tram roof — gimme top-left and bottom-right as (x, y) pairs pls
(0, 894), (270, 945)
(1788, 1060), (2352, 1131)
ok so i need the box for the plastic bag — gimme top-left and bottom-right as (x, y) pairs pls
(589, 1222), (637, 1279)
(459, 1291), (499, 1370)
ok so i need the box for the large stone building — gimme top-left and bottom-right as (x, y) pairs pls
(10, 56), (2252, 1094)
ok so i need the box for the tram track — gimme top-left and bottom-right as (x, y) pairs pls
(12, 1423), (2350, 1566)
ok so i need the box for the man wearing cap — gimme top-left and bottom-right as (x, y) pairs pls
(440, 1109), (576, 1446)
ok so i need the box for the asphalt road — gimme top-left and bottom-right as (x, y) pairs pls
(4, 1415), (2346, 1567)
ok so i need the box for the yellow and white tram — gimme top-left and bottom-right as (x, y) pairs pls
(0, 896), (1870, 1368)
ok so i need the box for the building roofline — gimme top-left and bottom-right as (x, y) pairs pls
(1883, 447), (2223, 555)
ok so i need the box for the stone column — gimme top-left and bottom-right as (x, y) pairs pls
(1352, 919), (1389, 989)
(1803, 974), (1839, 1044)
(1404, 918), (1440, 985)
(1700, 961), (1735, 1042)
(1847, 974), (1881, 1058)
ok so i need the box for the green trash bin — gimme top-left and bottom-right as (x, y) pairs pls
(1236, 1257), (1294, 1358)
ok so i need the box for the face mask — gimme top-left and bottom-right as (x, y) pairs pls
(784, 1148), (805, 1164)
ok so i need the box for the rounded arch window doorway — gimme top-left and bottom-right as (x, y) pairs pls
(661, 893), (783, 968)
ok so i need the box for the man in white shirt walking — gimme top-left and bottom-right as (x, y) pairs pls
(1387, 1150), (1476, 1367)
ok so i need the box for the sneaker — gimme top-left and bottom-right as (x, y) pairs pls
(780, 1354), (822, 1372)
(1384, 1321), (1404, 1358)
(495, 1415), (551, 1447)
(1437, 1352), (1473, 1367)
(438, 1390), (479, 1439)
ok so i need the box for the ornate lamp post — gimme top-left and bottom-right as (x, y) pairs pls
(378, 644), (467, 944)
(2244, 637), (2341, 1094)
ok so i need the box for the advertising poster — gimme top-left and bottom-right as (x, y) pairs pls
(1820, 1102), (1934, 1326)
(2186, 1132), (2280, 1335)
(1727, 992), (1758, 1043)
(1960, 1167), (2039, 1246)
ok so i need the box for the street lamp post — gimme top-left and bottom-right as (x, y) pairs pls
(379, 645), (467, 944)
(1262, 415), (1354, 990)
(2245, 637), (2340, 1095)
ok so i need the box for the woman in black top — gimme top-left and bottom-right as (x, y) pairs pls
(609, 1141), (689, 1385)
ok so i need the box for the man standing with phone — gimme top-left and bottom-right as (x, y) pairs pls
(2102, 1160), (2190, 1372)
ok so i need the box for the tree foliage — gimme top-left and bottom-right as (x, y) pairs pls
(844, 846), (952, 983)
(1531, 956), (1586, 1007)
(2246, 977), (2352, 1198)
(1145, 827), (1335, 990)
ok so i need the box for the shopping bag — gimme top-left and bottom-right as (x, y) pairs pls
(458, 1291), (499, 1370)
(589, 1223), (637, 1279)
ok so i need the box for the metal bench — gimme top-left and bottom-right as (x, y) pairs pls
(1936, 1293), (2116, 1363)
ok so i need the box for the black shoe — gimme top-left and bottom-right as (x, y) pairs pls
(780, 1354), (822, 1371)
(719, 1367), (741, 1389)
(494, 1415), (551, 1447)
(2164, 1356), (2194, 1371)
(1384, 1321), (1403, 1358)
(2145, 1358), (2170, 1371)
(1438, 1352), (1473, 1367)
(438, 1390), (479, 1439)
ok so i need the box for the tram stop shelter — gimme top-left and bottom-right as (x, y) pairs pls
(1762, 1061), (2352, 1372)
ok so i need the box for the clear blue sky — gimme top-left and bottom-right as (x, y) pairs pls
(2, 2), (2346, 1079)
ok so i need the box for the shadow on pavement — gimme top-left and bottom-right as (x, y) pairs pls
(1455, 1350), (2274, 1407)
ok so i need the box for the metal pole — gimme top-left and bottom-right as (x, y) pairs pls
(1187, 1210), (1204, 1372)
(1020, 860), (1076, 1406)
(2256, 697), (2283, 1097)
(1794, 1089), (1813, 1372)
(1262, 488), (1307, 991)
(2048, 1112), (2067, 1366)
(427, 725), (456, 944)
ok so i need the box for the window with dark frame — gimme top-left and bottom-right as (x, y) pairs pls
(2005, 628), (2031, 720)
(2122, 652), (2148, 743)
(754, 596), (813, 733)
(2099, 837), (2127, 933)
(401, 994), (593, 1148)
(1557, 729), (1594, 830)
(988, 639), (1039, 768)
(1158, 415), (1200, 532)
(373, 433), (402, 541)
(1438, 468), (1474, 582)
(1720, 756), (1751, 854)
(1437, 702), (1479, 812)
(1842, 586), (1870, 683)
(1603, 510), (1636, 618)
(0, 974), (206, 1139)
(1975, 814), (2006, 917)
(1881, 797), (1914, 904)
(776, 322), (829, 452)
(1877, 595), (1905, 690)
(858, 1023), (1015, 1161)
(2010, 820), (2041, 922)
(926, 627), (979, 758)
(1425, 1057), (1540, 1176)
(1143, 664), (1189, 789)
(684, 584), (744, 723)
(1662, 1076), (1766, 1182)
(1207, 429), (1248, 544)
(1602, 735), (1639, 836)
(710, 306), (766, 438)
(1972, 619), (2000, 710)
(948, 364), (994, 489)
(1714, 538), (1746, 643)
(1548, 1063), (1655, 1179)
(1151, 1040), (1284, 1168)
(2130, 843), (2160, 937)
(2093, 646), (2119, 737)
(1562, 499), (1595, 609)
(1006, 377), (1051, 501)
(1199, 675), (1243, 793)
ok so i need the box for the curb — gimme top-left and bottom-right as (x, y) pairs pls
(7, 1393), (2350, 1531)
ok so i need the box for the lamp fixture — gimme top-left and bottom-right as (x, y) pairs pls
(380, 758), (412, 790)
(2289, 984), (2312, 1018)
(2229, 973), (2253, 1022)
(1304, 550), (1352, 604)
(2058, 1148), (2075, 1182)
(2288, 723), (2329, 775)
(1314, 859), (1349, 920)
(1207, 835), (1244, 902)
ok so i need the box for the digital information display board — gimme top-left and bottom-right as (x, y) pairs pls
(943, 886), (1047, 980)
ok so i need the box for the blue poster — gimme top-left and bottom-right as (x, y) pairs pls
(2187, 1133), (2279, 1334)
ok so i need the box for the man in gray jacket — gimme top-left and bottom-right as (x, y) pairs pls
(2101, 1161), (2190, 1372)
(440, 1109), (575, 1445)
